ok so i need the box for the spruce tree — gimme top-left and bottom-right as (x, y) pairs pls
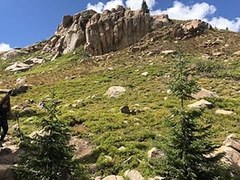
(162, 51), (219, 180)
(141, 0), (150, 13)
(14, 93), (87, 180)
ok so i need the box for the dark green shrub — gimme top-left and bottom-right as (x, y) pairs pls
(14, 93), (87, 180)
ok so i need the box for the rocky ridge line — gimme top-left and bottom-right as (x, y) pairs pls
(1, 5), (212, 60)
(41, 5), (211, 57)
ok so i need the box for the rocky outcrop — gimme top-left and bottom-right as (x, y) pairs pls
(172, 19), (212, 39)
(0, 41), (47, 60)
(1, 9), (212, 59)
(42, 5), (171, 56)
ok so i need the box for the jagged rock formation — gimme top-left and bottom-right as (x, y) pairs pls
(0, 6), (212, 60)
(42, 5), (171, 56)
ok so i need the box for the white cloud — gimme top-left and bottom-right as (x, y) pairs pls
(126, 0), (155, 10)
(0, 43), (12, 52)
(208, 17), (240, 32)
(151, 1), (216, 20)
(87, 0), (124, 13)
(87, 2), (104, 13)
(104, 0), (124, 10)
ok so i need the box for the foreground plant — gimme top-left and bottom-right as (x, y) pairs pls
(14, 92), (87, 180)
(161, 51), (224, 180)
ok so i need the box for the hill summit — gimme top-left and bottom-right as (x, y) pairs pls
(42, 5), (211, 57)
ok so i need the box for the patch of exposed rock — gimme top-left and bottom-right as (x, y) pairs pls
(42, 6), (174, 56)
(173, 19), (212, 39)
(5, 62), (32, 72)
(212, 134), (240, 176)
(102, 175), (124, 180)
(105, 86), (126, 98)
(124, 169), (144, 180)
(187, 99), (213, 109)
(0, 41), (47, 60)
(215, 109), (235, 115)
(69, 137), (94, 161)
(192, 88), (219, 100)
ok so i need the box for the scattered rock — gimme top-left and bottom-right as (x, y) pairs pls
(5, 62), (32, 72)
(120, 106), (141, 115)
(212, 52), (224, 57)
(15, 77), (27, 87)
(233, 51), (240, 56)
(121, 105), (131, 114)
(69, 137), (93, 161)
(147, 147), (165, 159)
(192, 88), (219, 100)
(141, 72), (148, 76)
(215, 109), (235, 115)
(212, 134), (240, 170)
(11, 85), (31, 96)
(161, 50), (176, 56)
(23, 57), (44, 65)
(124, 170), (144, 180)
(105, 86), (126, 98)
(29, 129), (46, 138)
(0, 89), (11, 94)
(102, 175), (124, 180)
(20, 107), (37, 117)
(118, 146), (126, 151)
(187, 99), (213, 109)
(148, 177), (165, 180)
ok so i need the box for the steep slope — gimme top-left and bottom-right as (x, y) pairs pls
(0, 7), (240, 179)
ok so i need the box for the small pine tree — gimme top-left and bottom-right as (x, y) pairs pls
(14, 93), (87, 180)
(162, 51), (220, 180)
(141, 0), (150, 13)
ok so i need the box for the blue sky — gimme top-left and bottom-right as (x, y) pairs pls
(0, 0), (239, 51)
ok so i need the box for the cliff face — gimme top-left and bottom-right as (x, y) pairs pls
(42, 5), (171, 56)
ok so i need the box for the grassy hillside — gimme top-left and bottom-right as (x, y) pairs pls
(0, 29), (239, 177)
